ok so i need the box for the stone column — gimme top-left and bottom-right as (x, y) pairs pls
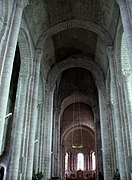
(123, 71), (132, 174)
(38, 103), (44, 172)
(107, 47), (127, 179)
(60, 144), (65, 179)
(69, 153), (72, 171)
(25, 49), (42, 179)
(74, 154), (77, 171)
(88, 154), (91, 171)
(92, 106), (103, 176)
(84, 155), (88, 171)
(42, 84), (54, 179)
(71, 154), (74, 171)
(118, 74), (131, 179)
(8, 73), (28, 179)
(122, 70), (132, 147)
(33, 103), (43, 173)
(88, 154), (90, 171)
(117, 0), (132, 71)
(97, 81), (113, 180)
(89, 152), (92, 171)
(52, 107), (60, 177)
(0, 0), (28, 155)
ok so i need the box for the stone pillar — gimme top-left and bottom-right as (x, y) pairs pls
(87, 155), (90, 171)
(60, 144), (65, 179)
(89, 152), (92, 171)
(117, 0), (132, 71)
(25, 49), (42, 179)
(69, 153), (72, 171)
(123, 72), (132, 174)
(122, 70), (132, 147)
(42, 84), (54, 179)
(71, 155), (74, 171)
(97, 81), (113, 180)
(33, 103), (43, 173)
(52, 107), (60, 177)
(38, 103), (44, 172)
(92, 106), (103, 177)
(74, 154), (77, 171)
(0, 0), (27, 155)
(21, 74), (34, 180)
(8, 73), (28, 179)
(88, 154), (90, 171)
(84, 155), (88, 171)
(117, 74), (131, 179)
(107, 47), (128, 179)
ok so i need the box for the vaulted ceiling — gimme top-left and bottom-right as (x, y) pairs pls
(23, 0), (119, 153)
(24, 0), (119, 76)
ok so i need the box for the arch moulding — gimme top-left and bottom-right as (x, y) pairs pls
(46, 56), (105, 91)
(60, 94), (96, 118)
(61, 125), (95, 145)
(36, 19), (113, 48)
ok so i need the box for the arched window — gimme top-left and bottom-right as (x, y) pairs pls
(65, 152), (68, 171)
(77, 153), (84, 170)
(92, 152), (96, 170)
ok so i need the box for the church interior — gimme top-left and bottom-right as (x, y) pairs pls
(0, 0), (132, 179)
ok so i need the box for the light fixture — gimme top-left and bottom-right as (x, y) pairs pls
(5, 113), (12, 119)
(72, 144), (83, 149)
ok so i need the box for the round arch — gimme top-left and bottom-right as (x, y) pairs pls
(62, 125), (95, 145)
(60, 94), (96, 119)
(18, 27), (34, 75)
(36, 19), (113, 48)
(46, 56), (105, 91)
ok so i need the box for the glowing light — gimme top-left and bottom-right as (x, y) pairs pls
(72, 144), (83, 149)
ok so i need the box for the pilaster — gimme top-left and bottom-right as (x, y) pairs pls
(33, 103), (43, 173)
(25, 49), (42, 179)
(8, 73), (28, 179)
(52, 107), (60, 177)
(0, 0), (25, 155)
(107, 46), (128, 179)
(42, 83), (54, 179)
(97, 81), (113, 180)
(92, 106), (103, 178)
(117, 0), (132, 71)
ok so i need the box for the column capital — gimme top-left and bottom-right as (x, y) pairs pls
(45, 82), (53, 92)
(16, 0), (29, 9)
(19, 73), (29, 81)
(122, 68), (131, 78)
(92, 106), (99, 113)
(37, 102), (43, 108)
(35, 48), (43, 56)
(106, 46), (114, 53)
(95, 79), (102, 90)
(53, 106), (61, 113)
(34, 48), (43, 62)
(106, 46), (115, 59)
